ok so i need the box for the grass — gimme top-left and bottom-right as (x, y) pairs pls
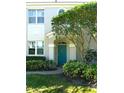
(26, 74), (96, 93)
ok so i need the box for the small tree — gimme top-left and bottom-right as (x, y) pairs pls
(52, 2), (97, 62)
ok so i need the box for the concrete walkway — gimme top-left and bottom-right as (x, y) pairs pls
(26, 67), (63, 75)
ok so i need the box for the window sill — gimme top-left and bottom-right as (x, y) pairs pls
(28, 23), (44, 24)
(27, 55), (45, 56)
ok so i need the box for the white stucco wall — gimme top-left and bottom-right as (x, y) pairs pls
(27, 24), (44, 41)
(44, 7), (58, 33)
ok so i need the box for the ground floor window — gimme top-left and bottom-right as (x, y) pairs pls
(28, 41), (44, 55)
(37, 41), (44, 55)
(28, 41), (35, 54)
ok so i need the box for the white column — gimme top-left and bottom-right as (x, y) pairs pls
(69, 44), (76, 60)
(26, 41), (28, 56)
(35, 41), (37, 56)
(48, 44), (54, 60)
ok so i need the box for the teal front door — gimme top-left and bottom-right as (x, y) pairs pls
(58, 44), (67, 65)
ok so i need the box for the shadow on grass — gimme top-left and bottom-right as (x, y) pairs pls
(26, 74), (96, 93)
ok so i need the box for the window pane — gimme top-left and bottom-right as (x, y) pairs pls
(37, 10), (44, 17)
(37, 41), (44, 55)
(37, 41), (44, 48)
(37, 17), (44, 23)
(29, 48), (35, 54)
(58, 9), (64, 14)
(37, 48), (44, 55)
(28, 41), (35, 48)
(29, 17), (36, 23)
(28, 10), (36, 17)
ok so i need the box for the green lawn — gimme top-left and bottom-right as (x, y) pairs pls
(26, 74), (96, 93)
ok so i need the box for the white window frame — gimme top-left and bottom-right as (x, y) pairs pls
(36, 41), (44, 55)
(28, 41), (36, 55)
(27, 41), (45, 56)
(28, 9), (44, 24)
(28, 10), (36, 24)
(37, 9), (44, 24)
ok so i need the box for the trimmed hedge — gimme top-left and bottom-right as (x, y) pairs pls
(26, 60), (57, 71)
(63, 61), (97, 82)
(26, 56), (46, 61)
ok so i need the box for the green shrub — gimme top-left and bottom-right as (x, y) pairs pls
(82, 64), (97, 81)
(63, 61), (86, 78)
(68, 60), (78, 63)
(45, 60), (57, 70)
(26, 56), (46, 61)
(26, 60), (45, 71)
(26, 60), (57, 71)
(63, 60), (97, 82)
(84, 49), (97, 64)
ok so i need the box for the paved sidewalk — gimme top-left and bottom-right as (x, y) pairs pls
(26, 67), (63, 75)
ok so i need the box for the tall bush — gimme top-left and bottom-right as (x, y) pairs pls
(52, 2), (97, 61)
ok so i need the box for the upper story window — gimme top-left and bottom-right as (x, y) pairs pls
(28, 9), (44, 24)
(58, 9), (64, 14)
(28, 10), (36, 23)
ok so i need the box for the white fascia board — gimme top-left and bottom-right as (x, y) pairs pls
(26, 2), (83, 8)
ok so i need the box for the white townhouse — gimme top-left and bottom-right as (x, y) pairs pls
(26, 2), (96, 65)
